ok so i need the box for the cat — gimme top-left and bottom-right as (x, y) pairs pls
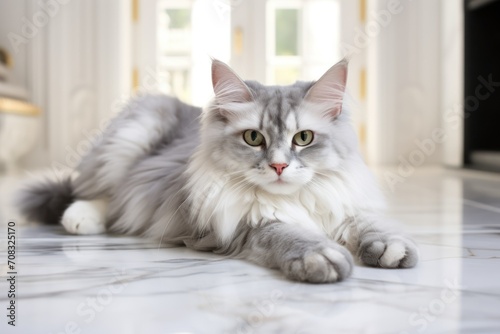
(17, 59), (418, 283)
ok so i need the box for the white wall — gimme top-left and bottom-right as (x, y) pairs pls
(0, 0), (131, 170)
(367, 0), (445, 166)
(0, 1), (28, 88)
(0, 0), (45, 168)
(440, 0), (464, 167)
(339, 0), (368, 156)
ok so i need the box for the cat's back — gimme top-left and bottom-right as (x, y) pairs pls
(74, 94), (202, 198)
(116, 94), (201, 133)
(101, 94), (202, 151)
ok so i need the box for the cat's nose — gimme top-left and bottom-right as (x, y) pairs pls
(270, 163), (288, 176)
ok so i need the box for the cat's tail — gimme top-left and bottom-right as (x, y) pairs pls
(16, 177), (74, 225)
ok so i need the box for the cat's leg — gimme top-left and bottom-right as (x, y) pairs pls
(238, 221), (353, 283)
(334, 215), (419, 268)
(61, 199), (108, 235)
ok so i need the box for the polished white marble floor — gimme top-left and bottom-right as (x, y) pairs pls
(1, 167), (500, 334)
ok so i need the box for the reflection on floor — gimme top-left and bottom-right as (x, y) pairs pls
(1, 167), (499, 333)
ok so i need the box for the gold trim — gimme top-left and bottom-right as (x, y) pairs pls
(359, 0), (366, 24)
(359, 68), (366, 101)
(132, 68), (140, 92)
(358, 123), (366, 146)
(0, 98), (41, 116)
(233, 27), (244, 56)
(132, 0), (139, 23)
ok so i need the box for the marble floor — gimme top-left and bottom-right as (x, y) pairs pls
(1, 167), (500, 334)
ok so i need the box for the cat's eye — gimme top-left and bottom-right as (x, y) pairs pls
(243, 130), (265, 146)
(293, 130), (314, 146)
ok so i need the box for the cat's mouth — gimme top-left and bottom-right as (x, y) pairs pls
(273, 178), (286, 184)
(268, 174), (287, 184)
(264, 178), (300, 195)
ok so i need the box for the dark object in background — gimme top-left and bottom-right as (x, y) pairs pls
(0, 48), (9, 82)
(464, 0), (500, 172)
(0, 48), (10, 66)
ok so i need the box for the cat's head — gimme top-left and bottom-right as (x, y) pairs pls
(201, 59), (358, 195)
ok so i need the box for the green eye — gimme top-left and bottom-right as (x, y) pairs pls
(293, 130), (314, 146)
(243, 130), (265, 146)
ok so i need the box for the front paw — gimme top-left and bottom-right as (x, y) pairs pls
(281, 243), (353, 283)
(358, 233), (418, 268)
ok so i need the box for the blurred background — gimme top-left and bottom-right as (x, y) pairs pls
(0, 0), (498, 175)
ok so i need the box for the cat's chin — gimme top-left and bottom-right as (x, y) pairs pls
(261, 181), (302, 195)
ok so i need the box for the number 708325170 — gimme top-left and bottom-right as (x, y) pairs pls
(7, 221), (16, 271)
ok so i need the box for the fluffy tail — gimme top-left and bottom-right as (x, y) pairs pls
(16, 177), (75, 224)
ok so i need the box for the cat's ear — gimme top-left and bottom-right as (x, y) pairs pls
(212, 59), (253, 105)
(305, 58), (348, 118)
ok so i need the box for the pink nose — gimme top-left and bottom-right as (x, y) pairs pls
(270, 163), (288, 176)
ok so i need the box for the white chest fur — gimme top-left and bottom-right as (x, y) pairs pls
(187, 166), (383, 244)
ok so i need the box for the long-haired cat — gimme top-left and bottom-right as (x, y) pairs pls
(17, 59), (418, 283)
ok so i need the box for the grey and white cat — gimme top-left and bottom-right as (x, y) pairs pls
(17, 59), (418, 283)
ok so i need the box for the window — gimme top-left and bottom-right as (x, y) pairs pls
(150, 0), (340, 101)
(266, 0), (341, 84)
(156, 0), (230, 106)
(158, 7), (192, 101)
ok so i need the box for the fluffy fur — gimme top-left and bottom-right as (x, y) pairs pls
(16, 177), (73, 224)
(16, 59), (418, 283)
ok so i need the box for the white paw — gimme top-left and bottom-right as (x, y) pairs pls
(61, 200), (107, 235)
(282, 244), (353, 283)
(358, 234), (419, 268)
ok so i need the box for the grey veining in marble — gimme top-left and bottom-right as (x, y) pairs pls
(1, 167), (500, 334)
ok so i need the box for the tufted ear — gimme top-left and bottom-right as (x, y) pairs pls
(212, 59), (253, 105)
(305, 58), (348, 118)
